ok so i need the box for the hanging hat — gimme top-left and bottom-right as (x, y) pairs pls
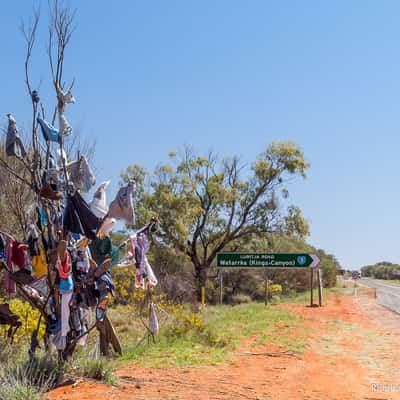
(31, 90), (40, 104)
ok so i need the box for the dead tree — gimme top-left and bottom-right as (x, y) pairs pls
(0, 1), (119, 360)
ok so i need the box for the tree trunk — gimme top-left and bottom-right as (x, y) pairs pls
(194, 263), (208, 302)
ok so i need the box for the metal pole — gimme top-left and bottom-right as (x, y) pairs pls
(310, 268), (314, 307)
(219, 271), (223, 305)
(264, 271), (269, 306)
(317, 268), (323, 306)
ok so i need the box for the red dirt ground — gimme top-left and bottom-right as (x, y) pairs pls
(47, 289), (400, 400)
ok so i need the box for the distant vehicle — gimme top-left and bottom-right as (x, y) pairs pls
(352, 271), (361, 280)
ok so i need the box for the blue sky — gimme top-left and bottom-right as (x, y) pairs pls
(1, 0), (400, 269)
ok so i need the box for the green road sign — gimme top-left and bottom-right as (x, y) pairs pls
(216, 253), (320, 269)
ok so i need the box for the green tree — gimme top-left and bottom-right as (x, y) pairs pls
(122, 142), (310, 298)
(361, 262), (400, 279)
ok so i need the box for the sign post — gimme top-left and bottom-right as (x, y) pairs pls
(310, 268), (314, 307)
(216, 252), (321, 307)
(219, 272), (223, 305)
(264, 271), (269, 306)
(317, 269), (323, 306)
(201, 286), (205, 307)
(217, 253), (320, 269)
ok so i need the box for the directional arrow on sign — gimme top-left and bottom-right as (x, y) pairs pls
(310, 254), (320, 268)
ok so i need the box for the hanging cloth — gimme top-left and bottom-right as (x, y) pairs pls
(131, 231), (157, 287)
(37, 114), (60, 143)
(66, 156), (96, 193)
(59, 111), (72, 136)
(90, 181), (110, 218)
(63, 191), (101, 240)
(57, 251), (71, 280)
(11, 241), (28, 270)
(26, 224), (40, 257)
(107, 180), (136, 226)
(149, 302), (159, 336)
(1, 232), (16, 294)
(32, 249), (48, 278)
(89, 236), (112, 266)
(57, 86), (75, 136)
(5, 114), (26, 158)
(0, 233), (6, 260)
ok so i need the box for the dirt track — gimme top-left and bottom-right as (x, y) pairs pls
(48, 290), (400, 400)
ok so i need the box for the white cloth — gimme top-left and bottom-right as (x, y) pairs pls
(145, 258), (158, 287)
(78, 308), (93, 346)
(66, 156), (96, 193)
(61, 290), (73, 338)
(149, 302), (159, 336)
(115, 251), (134, 268)
(59, 111), (72, 136)
(90, 181), (110, 218)
(57, 88), (75, 136)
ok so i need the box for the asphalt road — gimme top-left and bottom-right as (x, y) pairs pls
(361, 278), (400, 314)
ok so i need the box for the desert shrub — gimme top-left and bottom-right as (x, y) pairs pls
(0, 380), (41, 400)
(0, 352), (61, 400)
(0, 340), (23, 363)
(0, 297), (45, 344)
(165, 311), (205, 337)
(76, 357), (116, 384)
(270, 295), (281, 304)
(231, 294), (252, 305)
(157, 305), (232, 349)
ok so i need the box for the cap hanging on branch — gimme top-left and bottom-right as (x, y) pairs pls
(31, 90), (40, 104)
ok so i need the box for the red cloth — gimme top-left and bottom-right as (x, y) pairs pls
(57, 251), (71, 279)
(11, 240), (26, 270)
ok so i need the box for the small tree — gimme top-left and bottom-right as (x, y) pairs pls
(0, 1), (78, 235)
(123, 143), (310, 298)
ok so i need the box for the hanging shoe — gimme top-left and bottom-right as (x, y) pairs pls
(40, 183), (63, 201)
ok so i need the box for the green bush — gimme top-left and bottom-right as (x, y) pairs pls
(268, 284), (282, 298)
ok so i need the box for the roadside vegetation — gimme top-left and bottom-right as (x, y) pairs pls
(0, 287), (330, 399)
(360, 261), (400, 280)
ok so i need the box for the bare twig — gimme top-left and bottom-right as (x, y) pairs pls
(240, 350), (299, 358)
(0, 159), (34, 189)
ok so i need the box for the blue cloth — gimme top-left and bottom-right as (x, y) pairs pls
(59, 276), (74, 292)
(37, 115), (60, 142)
(37, 207), (48, 227)
(97, 271), (115, 297)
